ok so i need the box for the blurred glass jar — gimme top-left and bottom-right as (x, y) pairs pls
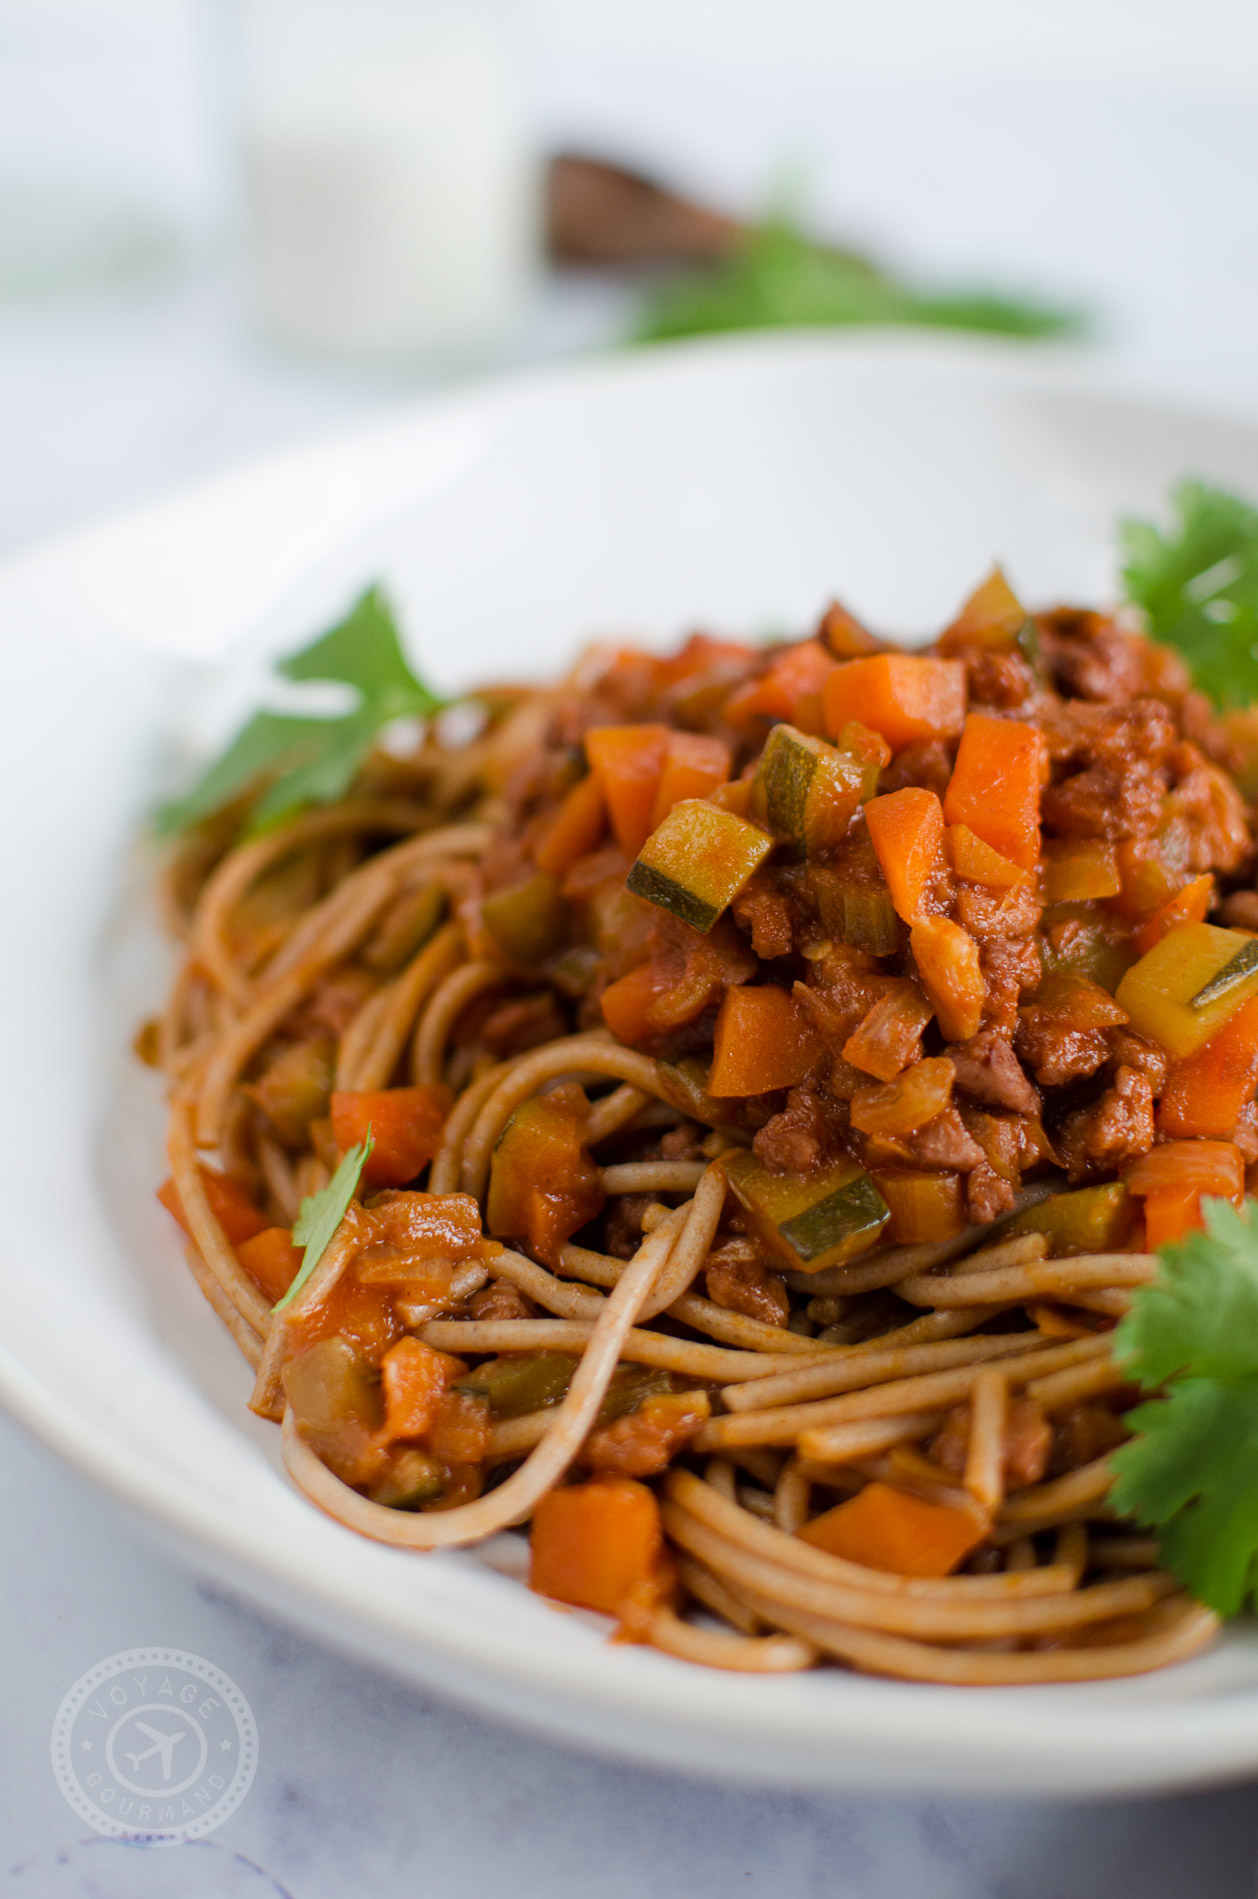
(232, 0), (540, 363)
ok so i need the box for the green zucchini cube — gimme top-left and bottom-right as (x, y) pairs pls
(626, 799), (774, 933)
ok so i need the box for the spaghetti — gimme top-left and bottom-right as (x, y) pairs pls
(148, 572), (1258, 1683)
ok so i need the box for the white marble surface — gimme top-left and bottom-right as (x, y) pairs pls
(4, 11), (1258, 1892)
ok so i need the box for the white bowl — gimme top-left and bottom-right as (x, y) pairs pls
(4, 333), (1258, 1797)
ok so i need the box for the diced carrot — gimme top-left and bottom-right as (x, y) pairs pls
(870, 1169), (967, 1243)
(529, 1477), (664, 1617)
(724, 640), (837, 736)
(1142, 1187), (1206, 1249)
(380, 1337), (468, 1441)
(943, 714), (1046, 870)
(599, 961), (674, 1043)
(910, 917), (985, 1043)
(331, 1085), (454, 1188)
(818, 600), (882, 658)
(534, 773), (607, 877)
(822, 654), (967, 753)
(946, 824), (1030, 890)
(939, 566), (1027, 651)
(1133, 873), (1215, 957)
(236, 1226), (303, 1303)
(708, 985), (823, 1096)
(864, 786), (947, 925)
(1159, 996), (1258, 1139)
(799, 1480), (985, 1576)
(157, 1167), (270, 1246)
(650, 731), (731, 827)
(1125, 1139), (1244, 1200)
(585, 724), (671, 857)
(286, 1271), (402, 1365)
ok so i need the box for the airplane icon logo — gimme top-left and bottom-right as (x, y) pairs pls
(123, 1721), (187, 1782)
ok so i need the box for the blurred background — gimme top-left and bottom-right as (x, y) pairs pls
(0, 0), (1256, 555)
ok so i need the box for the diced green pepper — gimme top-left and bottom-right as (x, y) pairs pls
(627, 799), (774, 933)
(1115, 922), (1258, 1058)
(481, 872), (566, 965)
(751, 722), (877, 855)
(456, 1351), (579, 1418)
(1003, 1182), (1132, 1257)
(725, 1148), (888, 1273)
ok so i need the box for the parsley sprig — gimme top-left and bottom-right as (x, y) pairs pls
(272, 1135), (374, 1315)
(1111, 1197), (1258, 1617)
(157, 587), (444, 836)
(635, 214), (1079, 346)
(1120, 480), (1258, 708)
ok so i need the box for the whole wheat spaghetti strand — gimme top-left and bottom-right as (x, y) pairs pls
(334, 982), (393, 1092)
(488, 1250), (609, 1320)
(721, 1330), (1051, 1413)
(638, 1162), (728, 1319)
(663, 1470), (1080, 1601)
(1024, 1356), (1131, 1413)
(585, 1085), (652, 1146)
(773, 1458), (812, 1534)
(356, 921), (464, 1091)
(644, 1605), (817, 1672)
(167, 1101), (272, 1337)
(461, 1037), (668, 1198)
(598, 1161), (708, 1194)
(992, 1458), (1116, 1539)
(779, 1189), (1057, 1298)
(676, 1554), (762, 1636)
(255, 1134), (301, 1225)
(429, 1058), (513, 1194)
(281, 1210), (687, 1548)
(191, 801), (429, 1003)
(420, 1319), (829, 1383)
(663, 1501), (1173, 1642)
(194, 872), (400, 1145)
(182, 1244), (263, 1367)
(698, 1335), (1110, 1451)
(412, 959), (505, 1087)
(1055, 1521), (1090, 1586)
(895, 1254), (1157, 1308)
(964, 1369), (1007, 1514)
(729, 1588), (1216, 1685)
(798, 1411), (944, 1465)
(261, 823), (492, 987)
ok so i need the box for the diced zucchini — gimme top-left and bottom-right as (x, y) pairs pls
(456, 1351), (578, 1419)
(724, 1149), (888, 1273)
(596, 1362), (679, 1425)
(1003, 1182), (1131, 1257)
(368, 1448), (447, 1509)
(1115, 922), (1258, 1058)
(481, 872), (566, 964)
(627, 799), (774, 933)
(751, 722), (877, 855)
(655, 1056), (747, 1132)
(1039, 903), (1135, 995)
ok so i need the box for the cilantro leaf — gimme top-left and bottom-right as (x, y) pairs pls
(156, 586), (444, 835)
(1120, 480), (1258, 707)
(1110, 1197), (1258, 1615)
(272, 1134), (373, 1314)
(1110, 1381), (1258, 1617)
(635, 215), (1079, 346)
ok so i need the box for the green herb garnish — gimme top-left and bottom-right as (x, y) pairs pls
(1111, 1197), (1258, 1616)
(272, 1135), (373, 1314)
(157, 587), (444, 835)
(634, 214), (1079, 346)
(1120, 480), (1258, 708)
